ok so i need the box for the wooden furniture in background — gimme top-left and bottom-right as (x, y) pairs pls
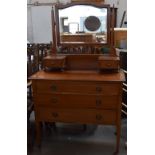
(114, 28), (127, 48)
(27, 43), (52, 119)
(119, 50), (127, 117)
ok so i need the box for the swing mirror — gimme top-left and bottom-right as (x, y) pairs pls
(55, 2), (111, 46)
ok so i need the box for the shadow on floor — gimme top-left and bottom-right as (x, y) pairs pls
(28, 112), (127, 155)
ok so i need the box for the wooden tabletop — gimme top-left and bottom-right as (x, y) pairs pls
(29, 70), (125, 82)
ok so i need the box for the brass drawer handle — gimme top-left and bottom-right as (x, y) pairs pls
(51, 98), (58, 104)
(96, 100), (102, 106)
(52, 112), (58, 118)
(96, 114), (102, 120)
(96, 87), (102, 92)
(106, 63), (112, 67)
(51, 62), (55, 65)
(51, 85), (57, 91)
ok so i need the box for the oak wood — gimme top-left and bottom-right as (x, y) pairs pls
(30, 2), (125, 154)
(35, 80), (121, 95)
(30, 69), (124, 154)
(37, 108), (116, 125)
(35, 94), (119, 109)
(30, 70), (125, 82)
(43, 54), (120, 71)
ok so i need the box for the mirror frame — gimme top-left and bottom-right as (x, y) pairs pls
(54, 2), (111, 46)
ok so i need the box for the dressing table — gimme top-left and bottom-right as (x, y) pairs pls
(30, 2), (125, 154)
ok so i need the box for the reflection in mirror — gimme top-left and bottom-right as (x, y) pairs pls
(58, 5), (108, 44)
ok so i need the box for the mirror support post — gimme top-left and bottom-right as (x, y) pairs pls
(51, 6), (57, 54)
(110, 4), (117, 56)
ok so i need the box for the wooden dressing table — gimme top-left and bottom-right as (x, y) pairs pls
(30, 2), (125, 155)
(30, 55), (125, 154)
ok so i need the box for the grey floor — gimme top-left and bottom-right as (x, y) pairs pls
(28, 112), (127, 155)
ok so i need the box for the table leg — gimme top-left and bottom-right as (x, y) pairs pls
(36, 121), (41, 147)
(114, 124), (120, 155)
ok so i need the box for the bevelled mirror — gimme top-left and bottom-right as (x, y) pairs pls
(55, 2), (110, 46)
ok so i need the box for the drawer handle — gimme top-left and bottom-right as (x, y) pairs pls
(96, 87), (102, 92)
(51, 62), (55, 65)
(96, 100), (102, 106)
(52, 112), (58, 118)
(106, 63), (112, 67)
(51, 85), (57, 91)
(96, 114), (102, 120)
(51, 98), (58, 104)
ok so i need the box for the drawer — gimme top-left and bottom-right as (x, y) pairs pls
(99, 60), (120, 69)
(35, 94), (119, 109)
(37, 108), (116, 125)
(98, 56), (120, 70)
(36, 81), (120, 95)
(43, 55), (66, 69)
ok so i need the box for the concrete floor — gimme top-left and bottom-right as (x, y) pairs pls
(28, 112), (127, 155)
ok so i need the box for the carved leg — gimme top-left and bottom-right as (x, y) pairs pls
(36, 121), (41, 147)
(114, 124), (121, 155)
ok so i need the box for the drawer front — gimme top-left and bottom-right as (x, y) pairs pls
(43, 58), (65, 68)
(37, 108), (116, 125)
(35, 94), (119, 109)
(99, 60), (119, 69)
(36, 81), (120, 95)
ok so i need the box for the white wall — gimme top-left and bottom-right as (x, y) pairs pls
(27, 6), (52, 43)
(27, 0), (127, 43)
(32, 6), (52, 43)
(27, 6), (33, 42)
(105, 0), (127, 27)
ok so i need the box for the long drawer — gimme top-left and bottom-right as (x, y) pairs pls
(35, 94), (119, 109)
(36, 81), (120, 95)
(37, 108), (116, 125)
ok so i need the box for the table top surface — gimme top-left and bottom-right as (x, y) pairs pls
(29, 70), (125, 82)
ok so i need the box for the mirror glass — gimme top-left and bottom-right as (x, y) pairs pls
(58, 5), (108, 44)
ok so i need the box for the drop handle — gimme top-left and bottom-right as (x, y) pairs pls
(96, 100), (102, 106)
(96, 114), (102, 120)
(51, 61), (56, 65)
(52, 112), (58, 118)
(106, 63), (112, 67)
(96, 87), (102, 92)
(51, 98), (58, 104)
(50, 85), (57, 91)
